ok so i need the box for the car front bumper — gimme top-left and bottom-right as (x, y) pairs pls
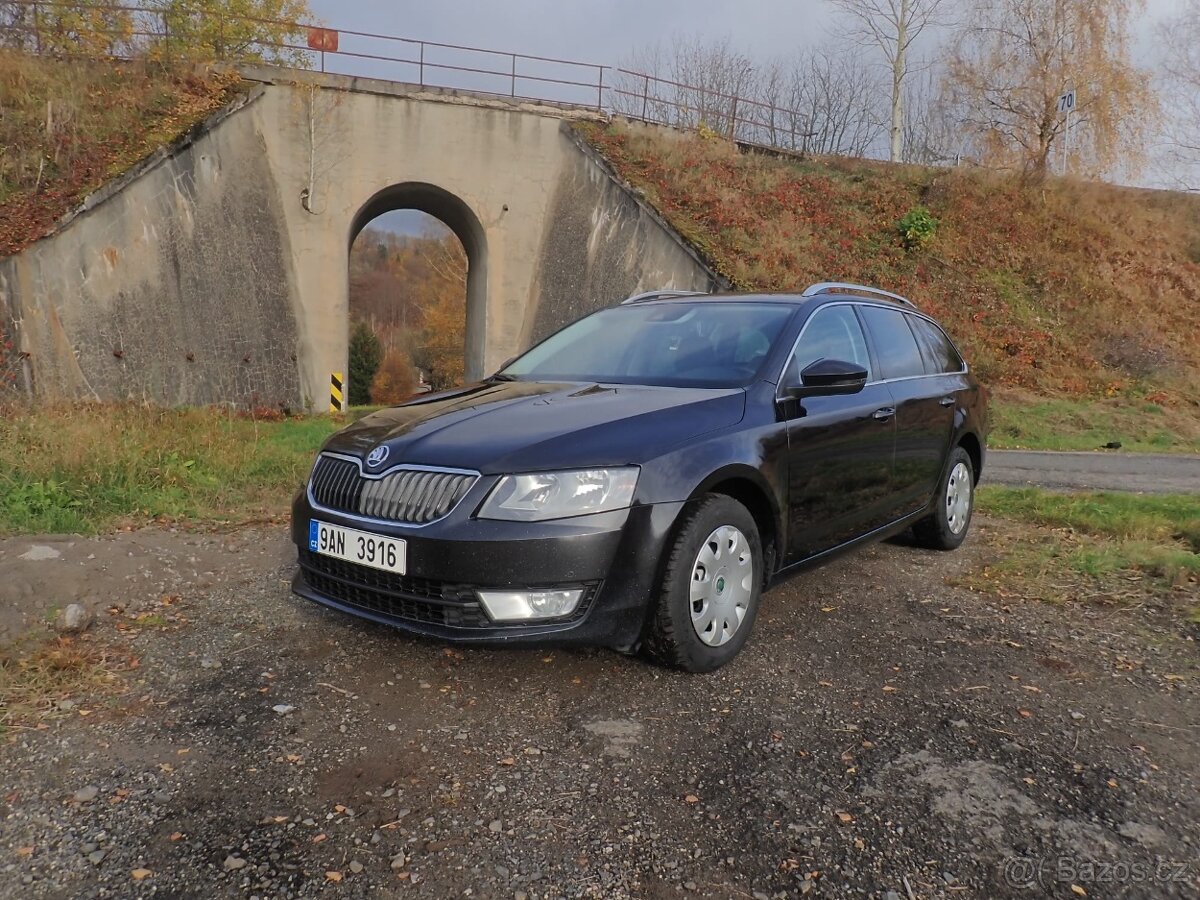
(290, 491), (684, 651)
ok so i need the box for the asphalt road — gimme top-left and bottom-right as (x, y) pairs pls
(985, 449), (1200, 494)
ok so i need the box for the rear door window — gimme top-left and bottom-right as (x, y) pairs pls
(858, 306), (926, 380)
(908, 315), (965, 374)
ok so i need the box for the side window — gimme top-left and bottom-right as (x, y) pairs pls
(908, 315), (965, 374)
(858, 306), (926, 380)
(784, 306), (872, 384)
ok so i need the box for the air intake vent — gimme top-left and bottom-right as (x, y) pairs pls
(309, 455), (477, 525)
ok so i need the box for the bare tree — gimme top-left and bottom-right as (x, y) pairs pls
(612, 42), (678, 128)
(1156, 1), (1200, 190)
(827, 0), (946, 162)
(669, 35), (757, 136)
(947, 0), (1157, 178)
(611, 37), (754, 136)
(612, 37), (882, 156)
(902, 63), (963, 165)
(754, 57), (790, 147)
(787, 48), (885, 156)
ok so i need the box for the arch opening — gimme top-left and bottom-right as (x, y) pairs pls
(347, 183), (486, 404)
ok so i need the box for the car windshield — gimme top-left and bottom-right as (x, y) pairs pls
(499, 302), (795, 388)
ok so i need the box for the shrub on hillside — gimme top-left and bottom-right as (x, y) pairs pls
(370, 349), (418, 406)
(896, 206), (938, 250)
(348, 321), (382, 406)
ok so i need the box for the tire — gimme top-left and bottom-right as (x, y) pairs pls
(913, 445), (975, 551)
(646, 495), (764, 673)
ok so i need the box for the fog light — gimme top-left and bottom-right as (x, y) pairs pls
(477, 588), (584, 622)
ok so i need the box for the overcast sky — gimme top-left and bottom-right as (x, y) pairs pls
(316, 0), (1183, 234)
(309, 0), (1177, 68)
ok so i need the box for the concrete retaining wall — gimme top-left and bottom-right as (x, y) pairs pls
(0, 69), (720, 410)
(0, 90), (303, 408)
(524, 127), (720, 345)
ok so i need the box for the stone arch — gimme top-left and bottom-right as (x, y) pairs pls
(349, 182), (487, 381)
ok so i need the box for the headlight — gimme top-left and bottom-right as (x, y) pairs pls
(478, 467), (639, 521)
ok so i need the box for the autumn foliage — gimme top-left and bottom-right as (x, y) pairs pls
(349, 226), (467, 395)
(948, 0), (1157, 177)
(580, 121), (1200, 407)
(369, 348), (419, 406)
(0, 0), (314, 65)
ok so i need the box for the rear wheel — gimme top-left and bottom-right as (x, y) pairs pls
(913, 445), (975, 550)
(647, 495), (763, 673)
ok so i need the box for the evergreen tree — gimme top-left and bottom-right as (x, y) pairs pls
(348, 321), (382, 407)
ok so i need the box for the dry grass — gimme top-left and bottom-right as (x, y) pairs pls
(967, 489), (1200, 618)
(0, 50), (241, 255)
(0, 402), (338, 534)
(0, 635), (134, 736)
(581, 122), (1200, 407)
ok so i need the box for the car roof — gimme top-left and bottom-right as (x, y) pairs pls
(622, 284), (917, 310)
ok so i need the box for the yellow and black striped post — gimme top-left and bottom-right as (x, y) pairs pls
(330, 372), (344, 413)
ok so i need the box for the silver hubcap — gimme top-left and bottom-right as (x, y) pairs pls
(690, 525), (754, 647)
(946, 461), (972, 535)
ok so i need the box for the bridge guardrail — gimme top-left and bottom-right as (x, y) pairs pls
(1, 0), (818, 151)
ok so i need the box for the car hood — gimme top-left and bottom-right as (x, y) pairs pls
(324, 380), (746, 473)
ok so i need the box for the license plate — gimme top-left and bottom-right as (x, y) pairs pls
(309, 520), (406, 574)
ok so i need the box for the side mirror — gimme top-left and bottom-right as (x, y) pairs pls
(784, 358), (869, 399)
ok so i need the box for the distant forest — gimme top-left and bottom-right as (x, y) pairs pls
(349, 225), (467, 400)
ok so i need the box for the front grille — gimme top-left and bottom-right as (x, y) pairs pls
(300, 555), (488, 628)
(310, 456), (363, 514)
(300, 549), (474, 603)
(297, 549), (598, 630)
(309, 454), (477, 525)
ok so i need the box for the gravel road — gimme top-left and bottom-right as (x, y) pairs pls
(1, 523), (1196, 899)
(985, 450), (1200, 494)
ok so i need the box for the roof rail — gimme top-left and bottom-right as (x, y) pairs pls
(802, 282), (916, 308)
(620, 289), (710, 305)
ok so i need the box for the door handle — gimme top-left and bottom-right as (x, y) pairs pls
(872, 407), (895, 421)
(939, 395), (955, 407)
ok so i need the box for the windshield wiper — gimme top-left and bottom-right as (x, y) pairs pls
(487, 373), (519, 382)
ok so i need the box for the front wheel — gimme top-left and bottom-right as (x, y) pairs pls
(913, 446), (975, 550)
(646, 495), (763, 673)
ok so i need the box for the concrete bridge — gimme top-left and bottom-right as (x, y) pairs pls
(0, 66), (719, 411)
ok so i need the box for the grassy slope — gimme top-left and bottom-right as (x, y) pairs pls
(0, 51), (241, 256)
(974, 488), (1199, 620)
(0, 57), (331, 535)
(0, 404), (339, 534)
(579, 123), (1200, 451)
(988, 391), (1200, 453)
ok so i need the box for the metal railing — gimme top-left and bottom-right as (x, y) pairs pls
(1, 0), (820, 151)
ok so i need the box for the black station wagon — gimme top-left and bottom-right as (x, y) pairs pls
(292, 283), (988, 671)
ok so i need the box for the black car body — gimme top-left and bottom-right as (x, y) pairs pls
(292, 284), (988, 671)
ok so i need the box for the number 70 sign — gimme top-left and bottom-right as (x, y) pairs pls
(1057, 90), (1077, 114)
